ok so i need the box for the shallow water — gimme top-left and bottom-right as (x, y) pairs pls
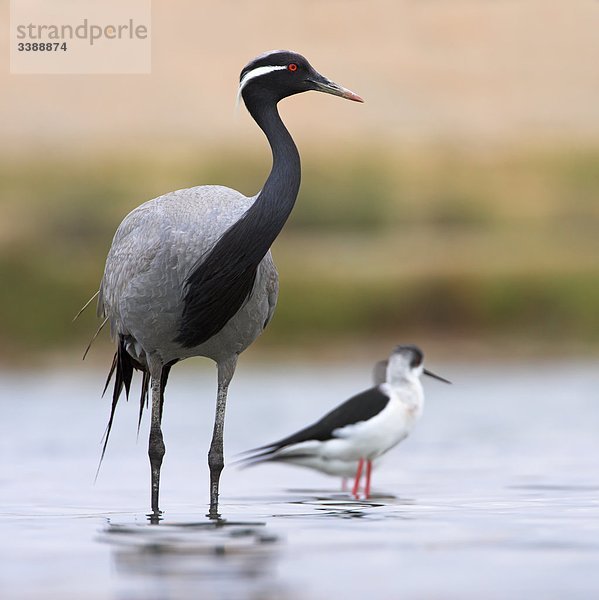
(2, 359), (599, 599)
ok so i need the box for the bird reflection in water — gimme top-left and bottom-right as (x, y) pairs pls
(99, 518), (283, 599)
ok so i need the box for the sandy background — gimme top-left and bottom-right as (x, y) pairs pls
(1, 1), (599, 362)
(2, 0), (599, 151)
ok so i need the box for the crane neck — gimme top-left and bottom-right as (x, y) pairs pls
(245, 96), (301, 239)
(174, 93), (302, 349)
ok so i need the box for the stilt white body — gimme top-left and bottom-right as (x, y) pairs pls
(272, 382), (422, 464)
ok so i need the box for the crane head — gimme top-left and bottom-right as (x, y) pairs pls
(237, 50), (363, 106)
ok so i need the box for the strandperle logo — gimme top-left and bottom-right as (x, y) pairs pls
(10, 0), (151, 74)
(15, 19), (149, 47)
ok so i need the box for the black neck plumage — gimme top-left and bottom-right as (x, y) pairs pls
(176, 92), (301, 348)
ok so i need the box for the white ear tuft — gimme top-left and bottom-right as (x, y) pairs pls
(236, 65), (287, 108)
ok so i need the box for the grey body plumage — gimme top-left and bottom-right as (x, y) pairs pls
(95, 50), (363, 520)
(99, 186), (278, 366)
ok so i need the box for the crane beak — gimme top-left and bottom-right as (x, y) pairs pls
(308, 75), (364, 102)
(423, 368), (452, 385)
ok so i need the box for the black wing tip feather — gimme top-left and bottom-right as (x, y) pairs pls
(96, 336), (148, 479)
(102, 352), (118, 398)
(233, 448), (277, 469)
(232, 442), (280, 467)
(235, 448), (316, 470)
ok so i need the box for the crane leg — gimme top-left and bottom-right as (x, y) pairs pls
(148, 368), (166, 522)
(207, 355), (238, 519)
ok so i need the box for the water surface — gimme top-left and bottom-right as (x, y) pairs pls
(2, 360), (599, 599)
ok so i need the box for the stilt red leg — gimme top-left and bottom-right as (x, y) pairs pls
(341, 477), (348, 492)
(364, 460), (372, 499)
(352, 458), (364, 498)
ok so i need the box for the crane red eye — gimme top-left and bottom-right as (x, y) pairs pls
(288, 63), (298, 72)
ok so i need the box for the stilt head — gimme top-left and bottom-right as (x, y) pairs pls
(386, 345), (451, 385)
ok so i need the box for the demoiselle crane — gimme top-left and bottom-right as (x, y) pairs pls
(95, 50), (363, 519)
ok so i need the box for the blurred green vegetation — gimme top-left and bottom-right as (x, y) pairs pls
(1, 144), (598, 362)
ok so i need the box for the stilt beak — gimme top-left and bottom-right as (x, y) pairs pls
(423, 368), (452, 384)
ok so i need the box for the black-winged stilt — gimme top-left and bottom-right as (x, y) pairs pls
(240, 345), (450, 498)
